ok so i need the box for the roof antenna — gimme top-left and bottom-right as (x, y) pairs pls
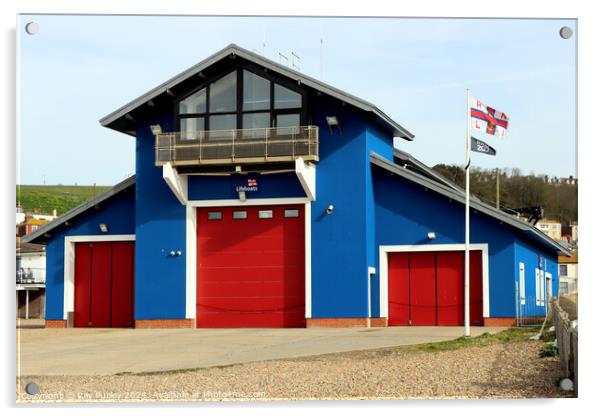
(291, 51), (301, 71)
(320, 33), (325, 80)
(278, 52), (289, 67)
(262, 32), (267, 55)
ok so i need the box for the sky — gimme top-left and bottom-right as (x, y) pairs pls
(17, 15), (577, 185)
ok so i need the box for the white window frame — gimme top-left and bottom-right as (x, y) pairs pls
(519, 262), (526, 305)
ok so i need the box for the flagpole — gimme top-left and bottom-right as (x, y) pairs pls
(464, 88), (471, 337)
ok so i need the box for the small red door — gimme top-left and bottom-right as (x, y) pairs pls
(436, 251), (464, 326)
(73, 241), (134, 328)
(388, 252), (410, 326)
(110, 241), (135, 327)
(408, 252), (437, 325)
(388, 250), (484, 327)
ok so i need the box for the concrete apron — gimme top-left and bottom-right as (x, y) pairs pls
(17, 326), (507, 376)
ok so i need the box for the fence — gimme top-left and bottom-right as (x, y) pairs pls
(515, 282), (547, 327)
(155, 125), (319, 166)
(551, 298), (578, 394)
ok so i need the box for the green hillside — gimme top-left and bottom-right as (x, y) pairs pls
(16, 185), (111, 216)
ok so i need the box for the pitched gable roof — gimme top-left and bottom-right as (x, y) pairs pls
(371, 152), (571, 256)
(21, 175), (135, 244)
(100, 44), (414, 140)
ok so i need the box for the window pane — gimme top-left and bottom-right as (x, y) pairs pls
(208, 114), (237, 139)
(276, 113), (301, 135)
(179, 88), (206, 114)
(207, 211), (222, 220)
(232, 211), (247, 220)
(284, 209), (299, 218)
(243, 70), (270, 111)
(258, 210), (273, 219)
(209, 71), (237, 112)
(559, 264), (568, 276)
(242, 112), (270, 138)
(179, 117), (204, 140)
(274, 84), (301, 109)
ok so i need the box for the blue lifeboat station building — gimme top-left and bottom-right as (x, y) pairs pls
(24, 44), (570, 329)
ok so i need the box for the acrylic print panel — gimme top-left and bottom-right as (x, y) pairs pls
(16, 14), (577, 403)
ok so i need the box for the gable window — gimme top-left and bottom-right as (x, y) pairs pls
(176, 67), (305, 139)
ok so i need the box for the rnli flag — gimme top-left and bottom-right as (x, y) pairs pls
(471, 98), (509, 138)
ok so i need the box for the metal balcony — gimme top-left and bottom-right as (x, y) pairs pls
(155, 125), (319, 167)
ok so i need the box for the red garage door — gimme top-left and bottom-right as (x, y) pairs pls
(73, 241), (135, 328)
(197, 205), (305, 328)
(388, 250), (483, 326)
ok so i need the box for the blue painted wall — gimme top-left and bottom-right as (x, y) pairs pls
(372, 165), (527, 319)
(134, 114), (190, 320)
(188, 172), (305, 201)
(309, 98), (371, 318)
(44, 189), (135, 320)
(514, 235), (558, 317)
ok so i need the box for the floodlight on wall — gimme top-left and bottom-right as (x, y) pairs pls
(150, 124), (162, 135)
(427, 231), (436, 240)
(99, 224), (108, 233)
(326, 204), (334, 215)
(326, 116), (339, 127)
(326, 116), (342, 134)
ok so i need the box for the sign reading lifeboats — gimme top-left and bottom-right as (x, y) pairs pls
(234, 177), (259, 193)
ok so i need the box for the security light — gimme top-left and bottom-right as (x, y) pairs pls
(427, 231), (436, 240)
(326, 116), (339, 127)
(150, 124), (162, 135)
(99, 224), (108, 233)
(326, 204), (334, 214)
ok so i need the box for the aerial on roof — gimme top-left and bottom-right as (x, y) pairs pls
(99, 43), (414, 140)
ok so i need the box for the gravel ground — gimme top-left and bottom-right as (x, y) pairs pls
(17, 339), (574, 402)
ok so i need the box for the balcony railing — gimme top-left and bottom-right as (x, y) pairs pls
(155, 125), (319, 167)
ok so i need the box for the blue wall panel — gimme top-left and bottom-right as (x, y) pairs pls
(188, 172), (305, 201)
(134, 114), (189, 320)
(514, 236), (558, 317)
(371, 166), (519, 319)
(44, 189), (136, 320)
(310, 99), (370, 318)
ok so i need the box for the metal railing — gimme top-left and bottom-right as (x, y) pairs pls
(16, 267), (45, 285)
(155, 125), (319, 166)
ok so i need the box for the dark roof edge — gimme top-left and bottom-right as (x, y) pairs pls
(99, 44), (414, 140)
(370, 152), (571, 256)
(21, 175), (136, 244)
(393, 148), (464, 193)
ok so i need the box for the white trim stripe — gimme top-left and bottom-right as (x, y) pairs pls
(188, 197), (309, 207)
(305, 202), (312, 318)
(185, 206), (197, 320)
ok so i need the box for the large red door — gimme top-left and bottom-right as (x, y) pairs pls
(73, 241), (134, 328)
(197, 205), (305, 328)
(388, 250), (483, 326)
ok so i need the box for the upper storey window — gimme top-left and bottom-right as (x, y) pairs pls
(176, 67), (304, 137)
(209, 71), (237, 113)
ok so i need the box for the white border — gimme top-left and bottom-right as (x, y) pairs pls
(378, 243), (489, 319)
(185, 205), (197, 319)
(188, 197), (308, 207)
(63, 234), (135, 321)
(186, 199), (313, 322)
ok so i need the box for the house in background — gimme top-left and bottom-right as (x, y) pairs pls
(16, 241), (46, 319)
(24, 44), (570, 330)
(534, 219), (563, 241)
(558, 250), (578, 295)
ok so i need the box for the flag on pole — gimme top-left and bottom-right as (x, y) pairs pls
(471, 137), (497, 156)
(470, 98), (509, 137)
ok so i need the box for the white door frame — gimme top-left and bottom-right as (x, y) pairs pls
(378, 243), (490, 319)
(186, 198), (312, 322)
(63, 234), (135, 321)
